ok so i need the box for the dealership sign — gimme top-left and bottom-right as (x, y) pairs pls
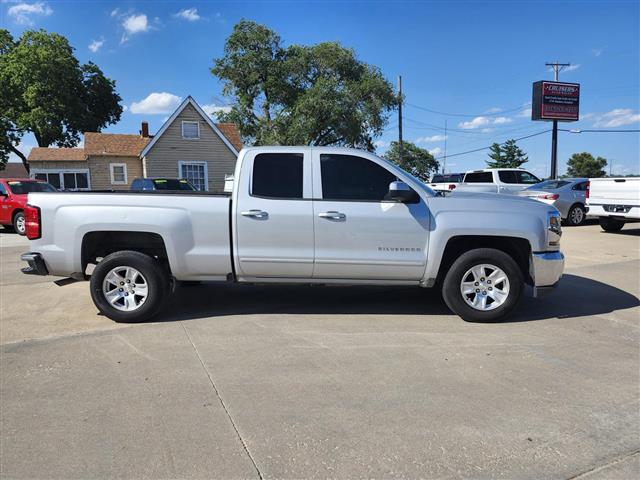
(532, 81), (580, 121)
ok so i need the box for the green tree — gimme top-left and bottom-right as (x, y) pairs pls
(566, 152), (607, 178)
(0, 29), (122, 171)
(212, 20), (397, 150)
(384, 141), (439, 181)
(486, 139), (529, 168)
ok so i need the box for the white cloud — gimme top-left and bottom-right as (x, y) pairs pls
(592, 47), (604, 57)
(374, 140), (390, 149)
(130, 92), (182, 114)
(518, 108), (533, 118)
(415, 134), (447, 144)
(429, 147), (443, 156)
(202, 104), (232, 117)
(88, 38), (104, 53)
(485, 107), (502, 114)
(593, 108), (640, 128)
(110, 8), (120, 17)
(175, 7), (201, 21)
(547, 64), (580, 73)
(121, 13), (149, 43)
(7, 2), (52, 25)
(458, 116), (491, 129)
(458, 115), (512, 129)
(480, 128), (494, 133)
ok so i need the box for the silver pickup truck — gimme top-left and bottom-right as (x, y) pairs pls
(20, 147), (564, 323)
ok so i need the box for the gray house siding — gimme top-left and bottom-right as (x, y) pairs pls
(143, 103), (237, 192)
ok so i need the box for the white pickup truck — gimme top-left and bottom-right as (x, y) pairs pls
(586, 177), (640, 232)
(21, 147), (564, 323)
(456, 168), (542, 194)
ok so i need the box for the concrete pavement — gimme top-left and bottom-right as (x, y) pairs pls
(1, 224), (639, 479)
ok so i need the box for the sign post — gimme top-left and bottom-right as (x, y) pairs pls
(532, 73), (580, 179)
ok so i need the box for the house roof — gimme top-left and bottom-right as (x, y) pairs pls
(0, 162), (29, 178)
(84, 132), (150, 157)
(140, 96), (241, 158)
(216, 123), (243, 151)
(28, 147), (86, 162)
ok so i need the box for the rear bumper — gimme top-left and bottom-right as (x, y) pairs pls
(587, 204), (640, 220)
(20, 252), (49, 276)
(530, 251), (564, 288)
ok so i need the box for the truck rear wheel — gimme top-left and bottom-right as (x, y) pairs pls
(599, 217), (625, 232)
(90, 250), (169, 323)
(442, 248), (523, 322)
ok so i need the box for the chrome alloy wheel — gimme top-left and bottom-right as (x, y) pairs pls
(569, 206), (584, 225)
(102, 266), (148, 312)
(15, 215), (25, 234)
(460, 263), (510, 311)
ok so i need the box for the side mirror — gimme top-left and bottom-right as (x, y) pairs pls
(388, 181), (419, 203)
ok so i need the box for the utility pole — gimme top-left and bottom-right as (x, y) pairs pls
(398, 75), (403, 162)
(545, 62), (571, 179)
(442, 120), (447, 174)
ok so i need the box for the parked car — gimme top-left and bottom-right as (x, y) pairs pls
(20, 147), (564, 324)
(456, 168), (542, 194)
(428, 173), (464, 193)
(586, 177), (640, 232)
(515, 178), (588, 226)
(130, 178), (197, 191)
(0, 178), (56, 235)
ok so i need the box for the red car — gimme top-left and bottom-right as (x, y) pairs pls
(0, 178), (56, 235)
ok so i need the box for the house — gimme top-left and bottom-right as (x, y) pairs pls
(0, 163), (29, 178)
(27, 96), (241, 192)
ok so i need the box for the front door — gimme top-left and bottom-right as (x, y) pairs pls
(234, 150), (314, 278)
(312, 152), (429, 280)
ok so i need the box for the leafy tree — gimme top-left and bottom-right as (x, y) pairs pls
(566, 152), (607, 178)
(0, 29), (122, 171)
(486, 139), (529, 168)
(212, 20), (397, 150)
(384, 141), (439, 181)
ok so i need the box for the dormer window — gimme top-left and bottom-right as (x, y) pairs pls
(182, 121), (200, 139)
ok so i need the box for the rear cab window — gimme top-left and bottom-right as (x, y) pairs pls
(252, 153), (305, 199)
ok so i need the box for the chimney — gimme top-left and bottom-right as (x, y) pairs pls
(140, 121), (149, 138)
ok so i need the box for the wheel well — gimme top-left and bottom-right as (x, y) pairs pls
(81, 231), (169, 274)
(437, 236), (532, 285)
(11, 209), (23, 222)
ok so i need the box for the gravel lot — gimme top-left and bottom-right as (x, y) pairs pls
(1, 223), (639, 479)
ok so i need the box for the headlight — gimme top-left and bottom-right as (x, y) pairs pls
(547, 211), (562, 247)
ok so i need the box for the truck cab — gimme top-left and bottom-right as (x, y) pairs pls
(457, 169), (541, 194)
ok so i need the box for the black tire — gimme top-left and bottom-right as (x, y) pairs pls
(441, 248), (524, 323)
(565, 204), (586, 226)
(13, 211), (25, 235)
(599, 217), (625, 232)
(90, 250), (170, 323)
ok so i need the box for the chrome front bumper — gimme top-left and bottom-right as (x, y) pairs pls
(530, 251), (564, 296)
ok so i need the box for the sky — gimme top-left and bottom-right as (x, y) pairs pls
(2, 0), (639, 177)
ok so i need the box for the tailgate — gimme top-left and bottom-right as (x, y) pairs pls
(589, 178), (640, 204)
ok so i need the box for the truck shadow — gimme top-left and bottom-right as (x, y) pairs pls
(154, 274), (639, 324)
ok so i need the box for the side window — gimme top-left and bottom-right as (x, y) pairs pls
(573, 182), (587, 191)
(0, 182), (7, 195)
(518, 171), (541, 184)
(320, 154), (396, 201)
(431, 175), (443, 183)
(498, 171), (518, 184)
(252, 153), (304, 199)
(464, 172), (493, 183)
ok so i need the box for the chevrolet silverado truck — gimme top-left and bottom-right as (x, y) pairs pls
(586, 177), (640, 232)
(456, 168), (542, 194)
(20, 147), (564, 323)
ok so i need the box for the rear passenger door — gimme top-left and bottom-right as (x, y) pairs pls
(234, 151), (314, 278)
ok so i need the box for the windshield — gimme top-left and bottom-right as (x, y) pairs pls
(7, 181), (56, 194)
(527, 180), (569, 190)
(153, 179), (196, 191)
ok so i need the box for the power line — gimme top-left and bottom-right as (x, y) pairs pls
(559, 129), (640, 133)
(406, 102), (526, 118)
(433, 130), (551, 160)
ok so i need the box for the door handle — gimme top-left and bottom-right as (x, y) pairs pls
(241, 209), (269, 219)
(318, 211), (346, 221)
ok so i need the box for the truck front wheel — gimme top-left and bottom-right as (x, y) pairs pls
(442, 248), (523, 322)
(90, 250), (169, 323)
(599, 217), (625, 232)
